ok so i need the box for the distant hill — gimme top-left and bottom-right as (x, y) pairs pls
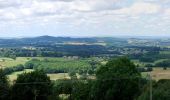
(0, 35), (150, 47)
(0, 35), (100, 47)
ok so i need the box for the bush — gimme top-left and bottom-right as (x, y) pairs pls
(12, 70), (52, 100)
(25, 62), (34, 69)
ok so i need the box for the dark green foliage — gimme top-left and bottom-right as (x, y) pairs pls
(145, 64), (154, 68)
(3, 67), (14, 75)
(25, 62), (34, 69)
(138, 79), (170, 100)
(11, 70), (52, 100)
(71, 80), (92, 100)
(155, 60), (170, 67)
(0, 69), (10, 100)
(53, 79), (92, 100)
(69, 71), (77, 80)
(53, 79), (73, 100)
(87, 69), (94, 75)
(26, 58), (92, 74)
(91, 57), (142, 100)
(3, 64), (25, 75)
(13, 64), (24, 71)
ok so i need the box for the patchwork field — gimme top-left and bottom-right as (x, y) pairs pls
(3, 57), (170, 82)
(5, 57), (98, 82)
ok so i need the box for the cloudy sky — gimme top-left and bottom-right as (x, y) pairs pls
(0, 0), (170, 37)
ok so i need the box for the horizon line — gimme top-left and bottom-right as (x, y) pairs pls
(0, 35), (170, 39)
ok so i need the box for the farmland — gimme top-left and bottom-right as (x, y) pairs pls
(2, 56), (170, 82)
(1, 36), (170, 100)
(0, 57), (29, 68)
(8, 69), (69, 81)
(1, 36), (170, 82)
(2, 57), (99, 82)
(142, 67), (170, 81)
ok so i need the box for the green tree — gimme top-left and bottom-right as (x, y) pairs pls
(53, 79), (92, 100)
(69, 71), (77, 80)
(0, 69), (10, 100)
(25, 61), (34, 69)
(138, 79), (170, 100)
(11, 70), (52, 100)
(91, 57), (142, 100)
(54, 79), (73, 100)
(72, 80), (92, 100)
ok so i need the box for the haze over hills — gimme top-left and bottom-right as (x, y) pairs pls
(0, 35), (169, 48)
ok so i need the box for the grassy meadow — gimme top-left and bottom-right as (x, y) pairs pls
(0, 57), (30, 68)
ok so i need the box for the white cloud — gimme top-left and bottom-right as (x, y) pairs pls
(0, 0), (170, 37)
(0, 0), (22, 8)
(164, 8), (170, 15)
(130, 2), (160, 14)
(112, 2), (161, 15)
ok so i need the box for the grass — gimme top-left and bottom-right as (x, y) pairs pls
(47, 73), (70, 80)
(160, 51), (170, 54)
(142, 67), (170, 81)
(0, 57), (30, 68)
(5, 57), (100, 82)
(132, 60), (153, 66)
(29, 57), (92, 72)
(154, 59), (168, 64)
(8, 69), (34, 82)
(8, 69), (70, 81)
(5, 57), (170, 82)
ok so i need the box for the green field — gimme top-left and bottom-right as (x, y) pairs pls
(160, 51), (170, 54)
(0, 57), (30, 68)
(5, 57), (98, 82)
(4, 57), (170, 82)
(28, 57), (93, 72)
(8, 69), (34, 82)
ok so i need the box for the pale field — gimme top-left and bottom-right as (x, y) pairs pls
(8, 69), (34, 82)
(142, 67), (170, 81)
(64, 42), (107, 46)
(8, 70), (95, 82)
(47, 73), (70, 80)
(8, 70), (70, 82)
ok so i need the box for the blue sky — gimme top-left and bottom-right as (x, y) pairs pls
(0, 0), (170, 37)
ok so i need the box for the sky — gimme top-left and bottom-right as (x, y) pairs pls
(0, 0), (170, 37)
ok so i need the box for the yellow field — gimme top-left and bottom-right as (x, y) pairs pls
(142, 68), (170, 81)
(47, 73), (70, 80)
(8, 69), (34, 82)
(8, 70), (70, 82)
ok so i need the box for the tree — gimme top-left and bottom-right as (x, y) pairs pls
(25, 61), (34, 69)
(69, 71), (77, 80)
(0, 69), (10, 100)
(11, 70), (52, 100)
(10, 55), (16, 60)
(138, 79), (170, 100)
(71, 80), (92, 100)
(53, 79), (92, 100)
(90, 57), (142, 100)
(54, 79), (73, 100)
